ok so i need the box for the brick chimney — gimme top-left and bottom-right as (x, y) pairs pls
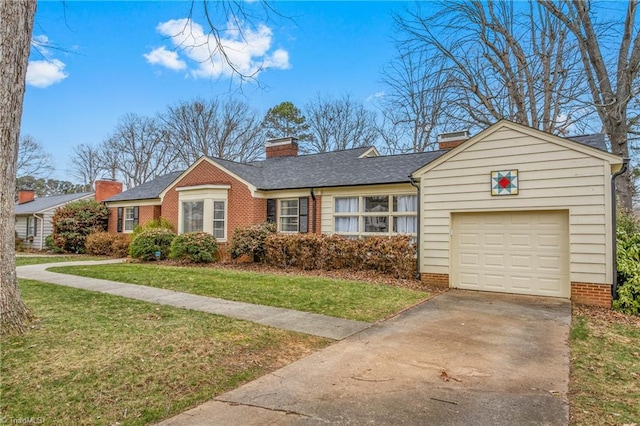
(266, 137), (299, 159)
(95, 179), (123, 202)
(438, 130), (470, 150)
(17, 189), (35, 204)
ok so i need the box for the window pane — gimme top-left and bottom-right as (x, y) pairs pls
(393, 195), (417, 212)
(335, 197), (359, 213)
(280, 216), (298, 232)
(364, 196), (389, 213)
(280, 199), (298, 216)
(212, 201), (225, 239)
(364, 216), (388, 232)
(394, 216), (417, 233)
(183, 201), (204, 233)
(335, 216), (359, 233)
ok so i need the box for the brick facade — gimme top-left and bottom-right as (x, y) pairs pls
(95, 180), (123, 202)
(162, 160), (265, 242)
(420, 273), (449, 288)
(571, 282), (611, 308)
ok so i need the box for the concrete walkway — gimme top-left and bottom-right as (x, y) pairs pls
(16, 260), (371, 340)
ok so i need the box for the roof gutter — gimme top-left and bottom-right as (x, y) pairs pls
(611, 158), (630, 301)
(409, 176), (421, 280)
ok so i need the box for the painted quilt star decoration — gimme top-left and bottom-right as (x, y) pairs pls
(491, 170), (519, 195)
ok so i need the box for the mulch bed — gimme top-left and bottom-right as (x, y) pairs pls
(573, 303), (640, 327)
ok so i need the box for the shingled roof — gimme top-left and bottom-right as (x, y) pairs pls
(14, 192), (94, 214)
(104, 130), (610, 203)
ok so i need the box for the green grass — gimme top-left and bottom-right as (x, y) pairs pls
(49, 264), (428, 322)
(16, 256), (103, 267)
(1, 279), (329, 426)
(569, 310), (640, 424)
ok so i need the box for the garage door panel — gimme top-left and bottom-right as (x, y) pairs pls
(452, 211), (569, 298)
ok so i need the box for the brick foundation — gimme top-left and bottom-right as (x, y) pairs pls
(421, 273), (449, 288)
(571, 282), (611, 308)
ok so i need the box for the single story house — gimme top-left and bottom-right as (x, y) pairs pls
(103, 120), (624, 307)
(14, 180), (123, 250)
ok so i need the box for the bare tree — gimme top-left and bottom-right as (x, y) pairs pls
(395, 1), (590, 135)
(304, 93), (378, 153)
(16, 135), (54, 179)
(378, 49), (451, 153)
(103, 113), (179, 188)
(70, 144), (103, 189)
(541, 0), (639, 211)
(161, 98), (264, 166)
(1, 0), (36, 335)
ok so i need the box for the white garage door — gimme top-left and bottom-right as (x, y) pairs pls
(452, 211), (570, 298)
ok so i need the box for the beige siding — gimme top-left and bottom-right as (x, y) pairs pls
(319, 184), (417, 234)
(417, 126), (613, 285)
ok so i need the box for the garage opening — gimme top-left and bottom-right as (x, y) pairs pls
(451, 210), (570, 298)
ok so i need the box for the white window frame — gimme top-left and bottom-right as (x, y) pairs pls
(123, 207), (137, 232)
(181, 200), (205, 233)
(333, 194), (417, 238)
(278, 199), (299, 233)
(212, 200), (226, 240)
(177, 185), (229, 242)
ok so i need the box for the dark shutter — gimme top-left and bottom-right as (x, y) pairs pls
(298, 197), (309, 233)
(266, 199), (276, 223)
(133, 206), (139, 227)
(33, 217), (38, 237)
(117, 207), (123, 232)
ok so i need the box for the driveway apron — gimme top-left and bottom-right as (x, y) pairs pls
(161, 290), (571, 425)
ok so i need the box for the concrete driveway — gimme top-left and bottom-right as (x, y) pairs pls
(160, 290), (571, 425)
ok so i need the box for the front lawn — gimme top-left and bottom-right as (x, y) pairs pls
(569, 305), (640, 424)
(1, 280), (328, 425)
(50, 263), (429, 322)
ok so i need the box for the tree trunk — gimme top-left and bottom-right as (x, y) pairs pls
(0, 0), (37, 335)
(609, 120), (633, 211)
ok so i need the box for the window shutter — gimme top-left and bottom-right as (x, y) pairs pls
(117, 207), (123, 232)
(299, 197), (309, 233)
(266, 199), (276, 223)
(133, 207), (139, 226)
(33, 217), (38, 237)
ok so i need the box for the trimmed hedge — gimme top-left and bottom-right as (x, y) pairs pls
(264, 234), (416, 279)
(85, 232), (131, 258)
(129, 228), (175, 261)
(169, 232), (219, 263)
(229, 222), (277, 262)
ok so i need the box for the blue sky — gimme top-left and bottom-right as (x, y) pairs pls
(21, 1), (415, 181)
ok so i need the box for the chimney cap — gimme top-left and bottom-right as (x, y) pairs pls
(438, 130), (470, 142)
(266, 137), (299, 147)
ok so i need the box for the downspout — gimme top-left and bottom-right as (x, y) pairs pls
(310, 188), (317, 234)
(611, 158), (630, 300)
(409, 176), (421, 280)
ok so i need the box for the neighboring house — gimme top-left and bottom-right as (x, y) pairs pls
(14, 180), (123, 250)
(104, 120), (624, 308)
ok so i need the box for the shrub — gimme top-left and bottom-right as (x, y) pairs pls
(264, 233), (417, 279)
(85, 232), (113, 256)
(111, 234), (131, 258)
(85, 232), (131, 258)
(132, 217), (174, 237)
(129, 228), (175, 261)
(613, 211), (640, 315)
(229, 222), (277, 262)
(169, 232), (219, 263)
(15, 233), (25, 252)
(45, 234), (63, 253)
(51, 200), (109, 253)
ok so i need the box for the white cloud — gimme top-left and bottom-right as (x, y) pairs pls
(147, 18), (290, 79)
(27, 34), (69, 88)
(143, 46), (186, 71)
(366, 91), (385, 102)
(26, 59), (68, 88)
